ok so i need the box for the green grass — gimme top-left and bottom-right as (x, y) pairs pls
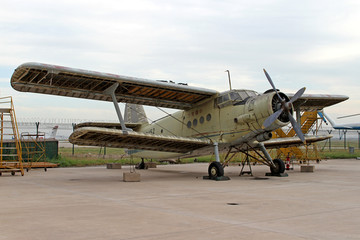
(59, 146), (125, 156)
(50, 146), (141, 167)
(48, 155), (143, 167)
(319, 150), (359, 159)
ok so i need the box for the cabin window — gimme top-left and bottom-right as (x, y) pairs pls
(187, 121), (191, 128)
(206, 114), (211, 121)
(199, 116), (204, 124)
(161, 129), (163, 133)
(193, 119), (198, 127)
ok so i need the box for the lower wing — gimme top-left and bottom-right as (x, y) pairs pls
(69, 127), (211, 153)
(263, 135), (332, 149)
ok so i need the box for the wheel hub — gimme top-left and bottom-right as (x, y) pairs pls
(210, 167), (217, 176)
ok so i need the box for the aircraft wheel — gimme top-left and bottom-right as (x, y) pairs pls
(208, 162), (224, 178)
(270, 159), (285, 174)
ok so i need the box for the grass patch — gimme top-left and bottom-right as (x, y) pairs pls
(48, 154), (143, 168)
(319, 150), (359, 159)
(59, 146), (125, 156)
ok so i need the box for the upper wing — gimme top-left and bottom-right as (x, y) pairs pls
(287, 93), (348, 111)
(263, 135), (331, 149)
(69, 127), (212, 153)
(11, 62), (218, 110)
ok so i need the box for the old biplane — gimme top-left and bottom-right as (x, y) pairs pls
(10, 63), (348, 178)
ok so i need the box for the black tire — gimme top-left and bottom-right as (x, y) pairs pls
(270, 159), (285, 174)
(208, 162), (224, 178)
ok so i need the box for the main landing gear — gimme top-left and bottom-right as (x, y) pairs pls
(205, 142), (287, 180)
(204, 143), (230, 180)
(204, 162), (230, 181)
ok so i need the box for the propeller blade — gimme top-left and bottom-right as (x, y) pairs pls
(289, 87), (306, 104)
(288, 113), (306, 144)
(263, 69), (284, 101)
(263, 108), (283, 129)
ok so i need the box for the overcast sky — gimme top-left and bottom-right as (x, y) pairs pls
(0, 0), (359, 124)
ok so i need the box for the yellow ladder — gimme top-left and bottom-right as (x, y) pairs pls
(0, 97), (24, 176)
(273, 111), (319, 162)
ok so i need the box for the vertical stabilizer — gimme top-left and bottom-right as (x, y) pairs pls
(321, 111), (338, 128)
(50, 126), (58, 139)
(124, 104), (148, 124)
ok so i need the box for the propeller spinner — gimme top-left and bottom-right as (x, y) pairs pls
(262, 69), (306, 143)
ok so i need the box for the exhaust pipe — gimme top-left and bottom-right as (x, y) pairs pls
(256, 132), (272, 142)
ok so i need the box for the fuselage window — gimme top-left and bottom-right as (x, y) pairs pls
(161, 129), (163, 133)
(199, 116), (204, 124)
(206, 114), (211, 121)
(187, 121), (192, 128)
(193, 119), (198, 127)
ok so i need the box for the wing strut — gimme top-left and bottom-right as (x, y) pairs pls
(104, 83), (132, 133)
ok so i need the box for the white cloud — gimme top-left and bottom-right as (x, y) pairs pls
(297, 42), (360, 64)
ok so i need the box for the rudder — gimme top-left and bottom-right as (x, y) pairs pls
(124, 103), (148, 124)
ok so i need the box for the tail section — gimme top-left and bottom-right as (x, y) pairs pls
(320, 111), (338, 128)
(124, 103), (148, 124)
(50, 126), (58, 139)
(124, 104), (148, 157)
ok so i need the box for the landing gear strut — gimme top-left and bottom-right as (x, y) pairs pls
(233, 143), (288, 177)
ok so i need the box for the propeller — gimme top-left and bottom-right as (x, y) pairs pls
(262, 69), (306, 143)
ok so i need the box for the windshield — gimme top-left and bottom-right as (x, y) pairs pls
(216, 90), (258, 108)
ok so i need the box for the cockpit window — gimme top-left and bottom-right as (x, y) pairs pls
(216, 90), (259, 108)
(246, 90), (257, 97)
(217, 93), (230, 105)
(238, 91), (248, 100)
(229, 91), (240, 101)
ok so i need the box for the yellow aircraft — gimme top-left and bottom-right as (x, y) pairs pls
(11, 63), (345, 178)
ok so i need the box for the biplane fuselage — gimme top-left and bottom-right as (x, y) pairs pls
(131, 89), (288, 159)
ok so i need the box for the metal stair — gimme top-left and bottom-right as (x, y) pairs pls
(0, 97), (24, 176)
(273, 111), (320, 162)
